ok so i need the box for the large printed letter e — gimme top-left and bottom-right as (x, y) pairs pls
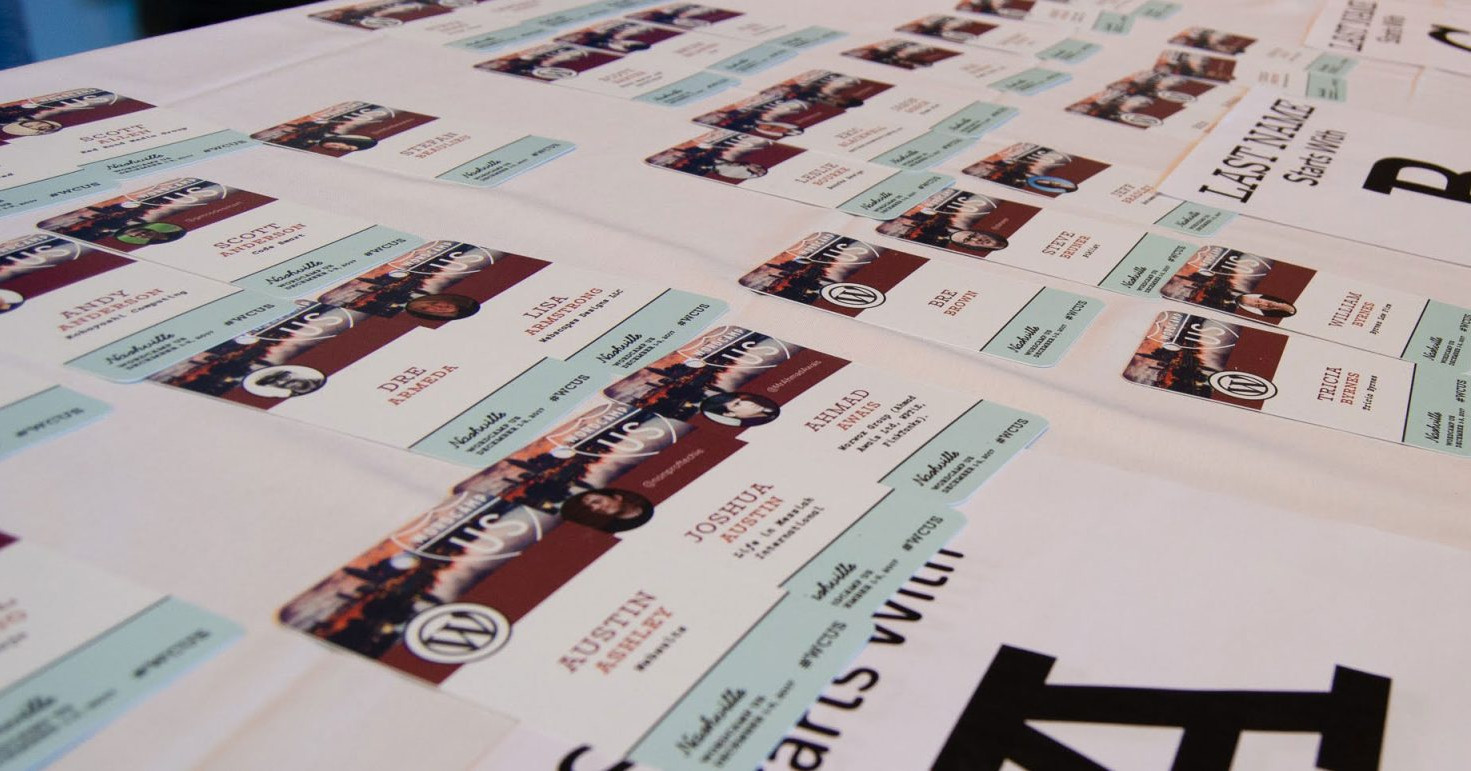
(1363, 158), (1471, 204)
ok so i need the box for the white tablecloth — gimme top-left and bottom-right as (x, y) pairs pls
(1, 1), (1468, 768)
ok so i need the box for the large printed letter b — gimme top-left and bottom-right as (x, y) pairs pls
(1363, 158), (1471, 204)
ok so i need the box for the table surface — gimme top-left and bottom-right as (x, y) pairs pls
(1, 1), (1469, 768)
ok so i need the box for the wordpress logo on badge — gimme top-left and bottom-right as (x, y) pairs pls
(534, 67), (578, 80)
(403, 603), (511, 664)
(821, 282), (885, 309)
(1208, 370), (1277, 401)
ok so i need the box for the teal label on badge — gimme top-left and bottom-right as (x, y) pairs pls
(839, 172), (953, 220)
(709, 43), (797, 74)
(437, 136), (575, 186)
(588, 0), (659, 12)
(981, 288), (1103, 368)
(81, 130), (255, 180)
(1100, 233), (1195, 296)
(1093, 11), (1135, 33)
(0, 597), (239, 771)
(933, 102), (1019, 137)
(69, 292), (295, 382)
(1402, 367), (1470, 456)
(529, 0), (656, 28)
(234, 226), (423, 297)
(1156, 200), (1237, 236)
(0, 386), (110, 458)
(631, 599), (868, 771)
(1308, 52), (1358, 75)
(527, 2), (623, 28)
(783, 493), (962, 614)
(870, 132), (973, 170)
(880, 400), (1048, 504)
(990, 67), (1072, 95)
(770, 26), (845, 50)
(412, 357), (600, 466)
(1130, 1), (1181, 19)
(0, 169), (112, 217)
(566, 290), (729, 372)
(635, 72), (740, 107)
(1037, 38), (1102, 64)
(1306, 72), (1348, 102)
(448, 23), (547, 51)
(1403, 300), (1471, 370)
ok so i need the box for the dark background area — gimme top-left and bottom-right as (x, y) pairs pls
(2, 0), (318, 69)
(137, 0), (315, 36)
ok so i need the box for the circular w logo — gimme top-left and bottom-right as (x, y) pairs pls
(1209, 370), (1278, 401)
(821, 282), (885, 309)
(404, 603), (511, 664)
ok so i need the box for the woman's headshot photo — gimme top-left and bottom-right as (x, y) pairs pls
(559, 488), (654, 533)
(700, 391), (781, 427)
(405, 293), (481, 321)
(116, 222), (186, 246)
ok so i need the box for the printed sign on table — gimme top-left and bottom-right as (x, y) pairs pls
(1307, 0), (1471, 77)
(753, 454), (1471, 770)
(1159, 89), (1471, 268)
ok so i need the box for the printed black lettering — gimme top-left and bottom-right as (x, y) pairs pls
(1429, 24), (1471, 53)
(931, 645), (1391, 771)
(1363, 157), (1471, 204)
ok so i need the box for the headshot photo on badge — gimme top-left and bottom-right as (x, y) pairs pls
(242, 365), (327, 399)
(700, 391), (781, 427)
(405, 293), (481, 322)
(559, 488), (655, 533)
